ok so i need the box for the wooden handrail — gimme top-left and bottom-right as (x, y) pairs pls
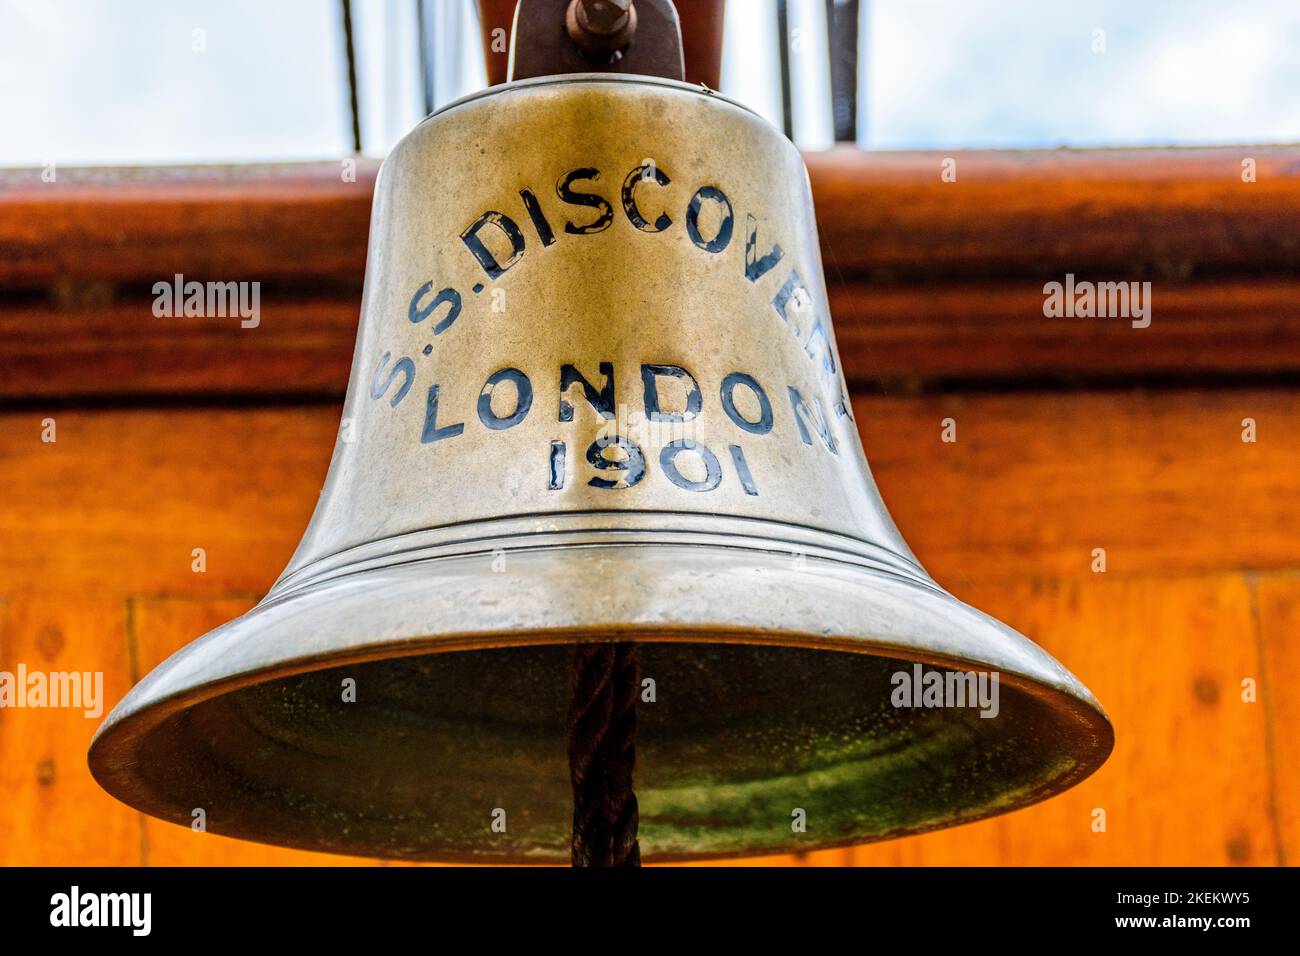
(5, 146), (1297, 286)
(2, 146), (1297, 399)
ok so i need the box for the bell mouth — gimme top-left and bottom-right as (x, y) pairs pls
(89, 542), (1112, 863)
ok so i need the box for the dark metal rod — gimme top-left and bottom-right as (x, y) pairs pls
(415, 0), (435, 116)
(340, 0), (363, 153)
(776, 0), (794, 141)
(827, 0), (860, 142)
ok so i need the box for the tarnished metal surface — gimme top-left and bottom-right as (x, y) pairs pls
(89, 75), (1112, 862)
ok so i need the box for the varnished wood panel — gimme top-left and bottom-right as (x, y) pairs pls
(809, 145), (1300, 280)
(853, 389), (1300, 584)
(1254, 575), (1300, 864)
(5, 389), (1296, 598)
(0, 163), (376, 288)
(0, 599), (139, 865)
(0, 407), (332, 597)
(6, 149), (1297, 290)
(847, 575), (1280, 866)
(0, 298), (358, 399)
(830, 277), (1300, 388)
(4, 148), (1297, 400)
(6, 276), (1300, 400)
(1, 391), (1295, 865)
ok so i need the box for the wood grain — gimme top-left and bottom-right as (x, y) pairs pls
(853, 388), (1300, 585)
(4, 148), (1297, 400)
(1, 389), (1296, 598)
(0, 407), (331, 597)
(1253, 575), (1300, 864)
(6, 275), (1300, 400)
(0, 163), (377, 288)
(0, 389), (1296, 865)
(0, 598), (139, 865)
(829, 277), (1300, 388)
(0, 297), (359, 399)
(1, 122), (1294, 867)
(6, 147), (1295, 291)
(808, 145), (1300, 280)
(846, 575), (1280, 866)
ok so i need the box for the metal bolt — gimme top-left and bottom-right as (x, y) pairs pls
(567, 0), (637, 57)
(579, 0), (632, 34)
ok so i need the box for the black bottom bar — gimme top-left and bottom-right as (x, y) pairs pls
(0, 866), (1288, 942)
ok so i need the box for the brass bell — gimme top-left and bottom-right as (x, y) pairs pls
(89, 69), (1112, 862)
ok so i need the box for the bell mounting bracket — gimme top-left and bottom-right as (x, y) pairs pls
(509, 0), (685, 82)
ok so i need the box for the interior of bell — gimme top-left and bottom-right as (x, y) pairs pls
(123, 642), (1107, 862)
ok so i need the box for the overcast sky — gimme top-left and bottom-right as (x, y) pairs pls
(2, 0), (1298, 165)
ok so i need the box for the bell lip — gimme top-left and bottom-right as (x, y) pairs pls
(88, 546), (1113, 864)
(89, 641), (1112, 865)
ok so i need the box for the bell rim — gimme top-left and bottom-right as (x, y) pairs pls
(90, 651), (1109, 865)
(89, 543), (1113, 863)
(88, 633), (1112, 864)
